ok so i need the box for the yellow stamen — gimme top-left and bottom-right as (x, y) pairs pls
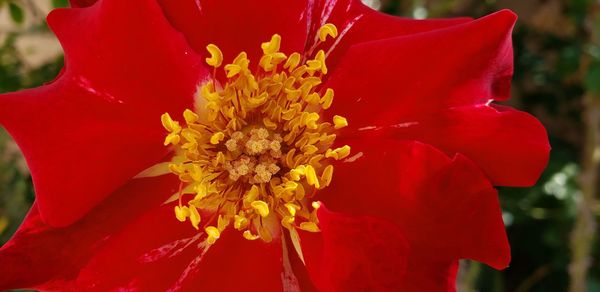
(210, 132), (225, 144)
(312, 201), (321, 210)
(161, 113), (182, 146)
(189, 205), (201, 229)
(325, 145), (352, 160)
(174, 205), (190, 222)
(284, 52), (301, 71)
(234, 215), (249, 230)
(183, 109), (199, 124)
(321, 165), (334, 187)
(160, 34), (350, 246)
(299, 222), (320, 232)
(261, 34), (282, 55)
(285, 202), (300, 216)
(333, 115), (348, 129)
(321, 88), (334, 110)
(318, 23), (338, 41)
(307, 50), (328, 74)
(251, 200), (270, 218)
(305, 165), (320, 188)
(205, 226), (221, 244)
(225, 64), (241, 78)
(206, 44), (223, 68)
(243, 230), (260, 240)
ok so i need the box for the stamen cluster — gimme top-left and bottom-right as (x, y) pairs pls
(161, 24), (350, 245)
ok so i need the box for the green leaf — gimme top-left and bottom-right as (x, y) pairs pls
(52, 0), (69, 8)
(8, 2), (24, 24)
(585, 60), (600, 94)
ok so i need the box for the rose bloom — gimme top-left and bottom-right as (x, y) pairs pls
(0, 0), (549, 291)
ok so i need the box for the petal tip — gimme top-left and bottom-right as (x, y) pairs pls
(478, 9), (518, 34)
(487, 243), (512, 270)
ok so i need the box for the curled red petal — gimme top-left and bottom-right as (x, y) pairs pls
(320, 139), (511, 270)
(0, 0), (207, 227)
(384, 105), (551, 186)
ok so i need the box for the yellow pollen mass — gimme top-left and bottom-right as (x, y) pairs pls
(161, 24), (350, 246)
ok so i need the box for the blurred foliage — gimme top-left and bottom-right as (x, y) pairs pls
(0, 0), (599, 291)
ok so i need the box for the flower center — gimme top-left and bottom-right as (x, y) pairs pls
(223, 128), (282, 184)
(160, 24), (350, 245)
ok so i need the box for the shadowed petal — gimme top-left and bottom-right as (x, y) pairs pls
(319, 139), (511, 269)
(0, 175), (286, 291)
(0, 176), (181, 290)
(76, 211), (285, 291)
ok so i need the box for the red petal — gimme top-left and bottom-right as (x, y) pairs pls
(400, 260), (460, 291)
(319, 139), (511, 269)
(169, 231), (285, 291)
(0, 175), (286, 290)
(297, 206), (459, 291)
(75, 211), (284, 291)
(0, 176), (180, 290)
(157, 0), (469, 73)
(298, 206), (410, 291)
(157, 0), (310, 65)
(308, 0), (471, 70)
(385, 105), (550, 187)
(325, 10), (549, 186)
(0, 0), (207, 227)
(326, 10), (515, 121)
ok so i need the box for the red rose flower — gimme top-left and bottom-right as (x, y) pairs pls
(0, 0), (549, 291)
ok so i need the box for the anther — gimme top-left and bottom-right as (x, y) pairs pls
(205, 226), (221, 244)
(333, 115), (348, 129)
(251, 200), (270, 217)
(205, 44), (223, 68)
(299, 222), (320, 232)
(261, 34), (282, 55)
(318, 23), (338, 41)
(210, 132), (225, 145)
